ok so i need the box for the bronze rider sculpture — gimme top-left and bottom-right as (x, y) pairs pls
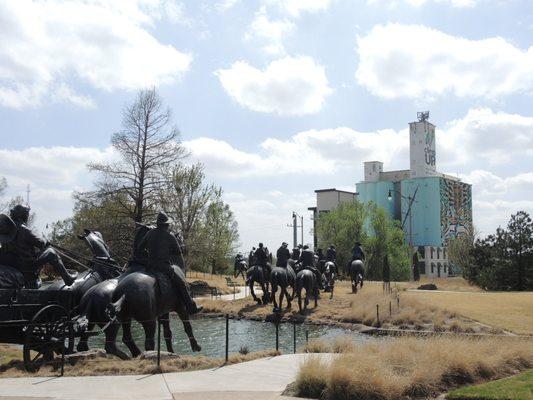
(136, 212), (202, 314)
(0, 204), (77, 288)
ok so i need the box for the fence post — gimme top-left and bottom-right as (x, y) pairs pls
(376, 304), (380, 325)
(293, 323), (296, 354)
(157, 318), (161, 369)
(305, 328), (309, 345)
(225, 314), (229, 363)
(389, 301), (392, 317)
(397, 296), (400, 310)
(275, 320), (279, 352)
(60, 321), (68, 377)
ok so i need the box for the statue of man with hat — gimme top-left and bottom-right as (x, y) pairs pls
(276, 241), (291, 267)
(0, 204), (77, 288)
(136, 211), (202, 314)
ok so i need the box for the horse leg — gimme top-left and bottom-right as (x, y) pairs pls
(103, 320), (130, 360)
(159, 313), (174, 353)
(250, 281), (261, 304)
(122, 320), (141, 358)
(297, 290), (303, 314)
(330, 280), (334, 300)
(314, 286), (319, 307)
(279, 287), (285, 310)
(76, 322), (94, 352)
(271, 284), (278, 309)
(285, 287), (292, 309)
(142, 320), (156, 352)
(176, 303), (201, 352)
(261, 282), (270, 304)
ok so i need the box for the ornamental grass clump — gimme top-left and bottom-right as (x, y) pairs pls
(294, 336), (533, 400)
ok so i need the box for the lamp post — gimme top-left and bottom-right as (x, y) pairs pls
(388, 186), (419, 276)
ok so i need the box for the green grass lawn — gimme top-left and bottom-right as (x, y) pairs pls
(447, 370), (533, 400)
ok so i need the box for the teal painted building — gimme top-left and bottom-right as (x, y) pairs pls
(355, 116), (473, 278)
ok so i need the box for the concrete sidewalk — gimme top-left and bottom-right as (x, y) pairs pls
(0, 354), (320, 400)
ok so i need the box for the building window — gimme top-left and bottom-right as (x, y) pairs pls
(431, 263), (435, 273)
(418, 262), (426, 274)
(443, 248), (447, 259)
(444, 264), (447, 273)
(437, 263), (442, 278)
(430, 247), (434, 259)
(437, 248), (440, 259)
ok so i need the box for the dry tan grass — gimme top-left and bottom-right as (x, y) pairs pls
(0, 345), (279, 377)
(186, 272), (245, 295)
(305, 336), (355, 354)
(295, 336), (533, 400)
(400, 277), (483, 292)
(201, 281), (491, 334)
(402, 290), (533, 335)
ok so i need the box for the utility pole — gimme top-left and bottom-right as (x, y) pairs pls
(300, 214), (303, 247)
(289, 212), (297, 249)
(288, 212), (304, 248)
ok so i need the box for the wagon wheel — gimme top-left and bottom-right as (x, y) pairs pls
(23, 304), (74, 372)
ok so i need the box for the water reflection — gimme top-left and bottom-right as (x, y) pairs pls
(89, 316), (376, 358)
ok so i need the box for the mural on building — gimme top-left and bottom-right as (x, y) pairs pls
(440, 178), (473, 243)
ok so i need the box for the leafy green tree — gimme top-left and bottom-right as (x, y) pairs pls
(506, 211), (533, 290)
(194, 190), (239, 274)
(316, 201), (410, 281)
(461, 211), (533, 291)
(157, 163), (216, 248)
(448, 232), (475, 279)
(316, 201), (366, 274)
(49, 192), (134, 264)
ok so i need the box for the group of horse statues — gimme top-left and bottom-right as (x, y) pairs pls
(0, 205), (366, 362)
(234, 243), (366, 313)
(0, 208), (202, 360)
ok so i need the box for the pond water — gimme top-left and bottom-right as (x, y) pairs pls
(88, 316), (377, 358)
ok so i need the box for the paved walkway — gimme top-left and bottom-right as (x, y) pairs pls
(0, 354), (322, 400)
(196, 285), (263, 302)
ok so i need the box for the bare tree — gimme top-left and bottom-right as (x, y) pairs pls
(89, 88), (186, 223)
(159, 163), (216, 244)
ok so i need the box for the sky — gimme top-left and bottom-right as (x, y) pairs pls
(0, 0), (532, 252)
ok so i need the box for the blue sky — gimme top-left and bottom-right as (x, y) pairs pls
(0, 0), (532, 251)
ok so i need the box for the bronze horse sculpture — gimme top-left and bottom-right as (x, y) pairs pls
(348, 259), (365, 293)
(294, 267), (319, 313)
(234, 259), (247, 280)
(104, 224), (201, 358)
(269, 263), (296, 311)
(246, 264), (270, 305)
(323, 261), (336, 299)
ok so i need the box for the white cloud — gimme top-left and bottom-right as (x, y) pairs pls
(0, 146), (115, 232)
(245, 7), (295, 55)
(368, 0), (478, 8)
(223, 191), (315, 251)
(0, 0), (192, 109)
(186, 108), (533, 179)
(355, 23), (533, 99)
(264, 0), (333, 17)
(184, 127), (408, 178)
(215, 56), (332, 115)
(439, 108), (533, 167)
(215, 0), (241, 11)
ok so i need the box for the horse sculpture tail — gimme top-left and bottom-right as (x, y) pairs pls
(106, 294), (126, 319)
